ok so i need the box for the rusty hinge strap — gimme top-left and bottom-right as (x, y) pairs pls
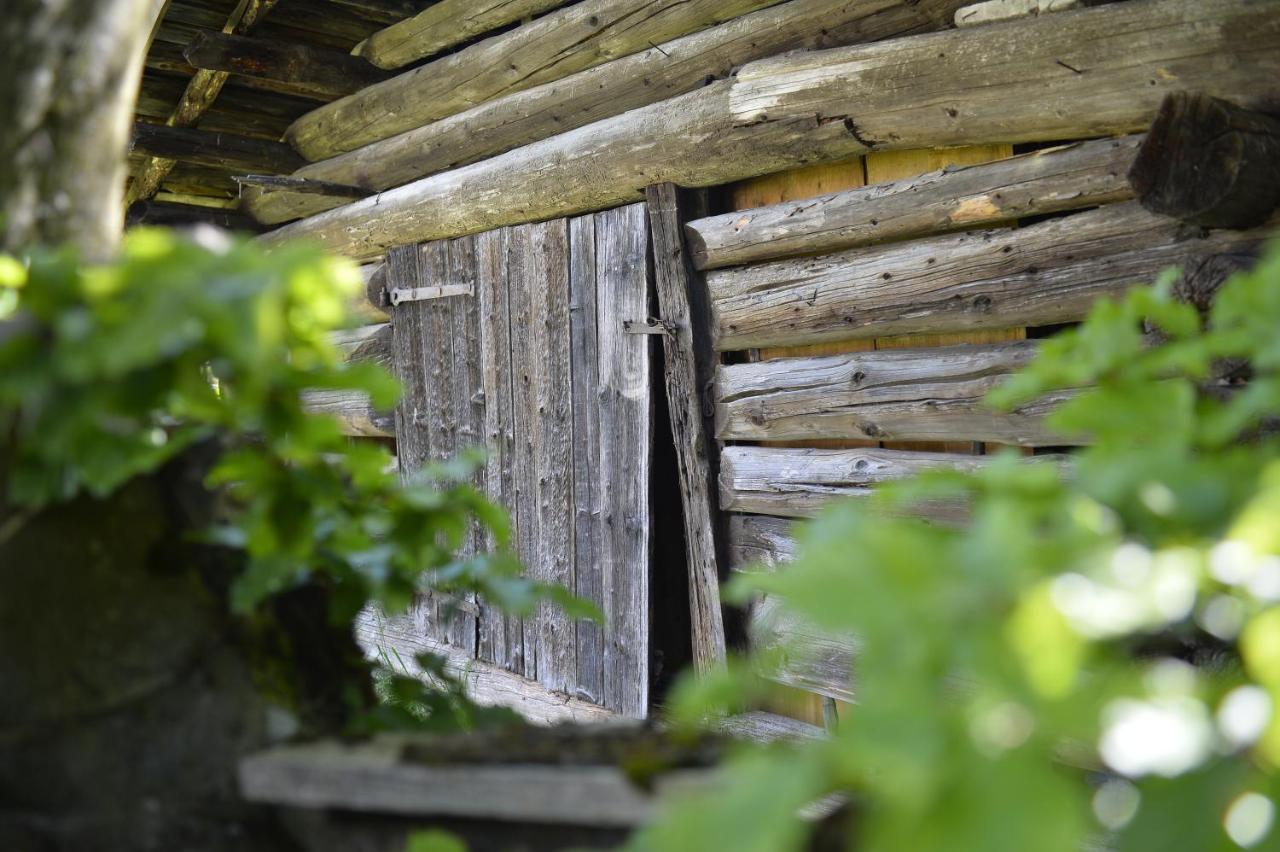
(388, 284), (473, 306)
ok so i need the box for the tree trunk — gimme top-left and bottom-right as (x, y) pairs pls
(0, 0), (162, 260)
(0, 4), (377, 850)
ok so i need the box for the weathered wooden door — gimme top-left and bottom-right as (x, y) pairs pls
(381, 203), (652, 718)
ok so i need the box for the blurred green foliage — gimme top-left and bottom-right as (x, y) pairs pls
(0, 229), (595, 729)
(639, 243), (1280, 852)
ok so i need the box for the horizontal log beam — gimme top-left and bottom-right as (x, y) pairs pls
(1129, 91), (1280, 230)
(751, 594), (857, 703)
(286, 0), (785, 161)
(686, 135), (1140, 271)
(131, 120), (305, 174)
(715, 340), (1077, 445)
(953, 0), (1085, 27)
(727, 0), (1279, 148)
(353, 0), (571, 70)
(260, 0), (1280, 261)
(244, 0), (969, 224)
(183, 30), (391, 100)
(301, 388), (394, 437)
(125, 199), (262, 231)
(720, 446), (990, 520)
(727, 514), (797, 572)
(260, 80), (867, 261)
(709, 202), (1274, 351)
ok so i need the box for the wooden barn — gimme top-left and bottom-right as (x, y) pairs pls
(125, 0), (1280, 739)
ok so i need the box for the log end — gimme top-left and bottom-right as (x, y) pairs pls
(1129, 92), (1280, 229)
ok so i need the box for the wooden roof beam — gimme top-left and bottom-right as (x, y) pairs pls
(353, 0), (571, 70)
(131, 120), (305, 173)
(126, 0), (279, 205)
(183, 30), (391, 101)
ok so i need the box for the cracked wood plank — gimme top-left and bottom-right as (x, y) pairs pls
(287, 0), (785, 160)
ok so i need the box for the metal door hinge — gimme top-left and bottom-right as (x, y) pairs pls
(388, 284), (474, 306)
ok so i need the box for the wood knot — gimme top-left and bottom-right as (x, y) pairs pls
(972, 295), (993, 312)
(862, 423), (883, 438)
(851, 370), (866, 386)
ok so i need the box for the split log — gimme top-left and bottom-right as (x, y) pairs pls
(686, 135), (1140, 270)
(131, 121), (305, 173)
(645, 183), (727, 673)
(719, 446), (991, 520)
(1129, 92), (1280, 229)
(715, 340), (1078, 445)
(727, 514), (798, 572)
(954, 0), (1085, 27)
(127, 0), (278, 204)
(353, 0), (570, 70)
(244, 0), (969, 225)
(709, 202), (1274, 351)
(125, 199), (263, 231)
(726, 0), (1280, 150)
(183, 30), (391, 101)
(286, 0), (785, 161)
(301, 389), (394, 437)
(260, 0), (1280, 261)
(260, 80), (868, 261)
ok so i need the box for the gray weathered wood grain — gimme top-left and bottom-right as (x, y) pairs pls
(594, 204), (652, 717)
(354, 609), (614, 726)
(720, 445), (991, 519)
(750, 594), (857, 703)
(710, 202), (1274, 351)
(686, 135), (1141, 270)
(300, 388), (394, 436)
(287, 0), (784, 160)
(645, 184), (727, 673)
(954, 0), (1083, 27)
(727, 514), (798, 572)
(715, 340), (1077, 445)
(729, 0), (1280, 147)
(259, 0), (1280, 260)
(714, 711), (826, 743)
(245, 0), (968, 224)
(509, 220), (578, 693)
(568, 213), (605, 705)
(475, 228), (525, 671)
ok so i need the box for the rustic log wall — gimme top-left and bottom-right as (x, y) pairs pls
(244, 0), (969, 225)
(258, 0), (1280, 263)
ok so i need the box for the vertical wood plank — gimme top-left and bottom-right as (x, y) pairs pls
(475, 228), (523, 670)
(388, 242), (441, 641)
(595, 203), (652, 717)
(506, 223), (540, 681)
(568, 213), (605, 705)
(645, 184), (728, 675)
(444, 235), (480, 657)
(510, 219), (577, 694)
